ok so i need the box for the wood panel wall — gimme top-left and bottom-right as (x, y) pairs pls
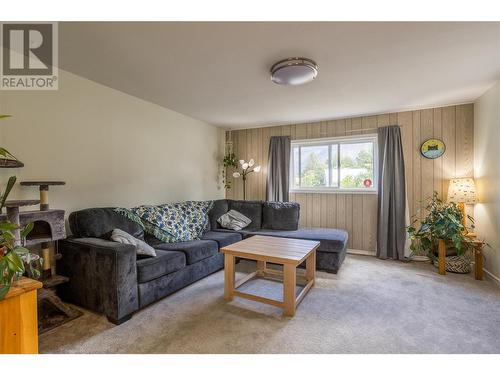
(225, 104), (474, 253)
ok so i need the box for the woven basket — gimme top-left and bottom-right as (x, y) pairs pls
(433, 252), (472, 274)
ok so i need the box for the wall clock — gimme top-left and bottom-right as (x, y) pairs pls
(420, 138), (446, 159)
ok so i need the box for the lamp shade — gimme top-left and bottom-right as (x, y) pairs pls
(447, 178), (477, 204)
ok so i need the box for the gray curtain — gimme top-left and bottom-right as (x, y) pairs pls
(266, 136), (291, 202)
(377, 125), (407, 260)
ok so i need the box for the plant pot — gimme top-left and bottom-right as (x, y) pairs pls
(411, 255), (430, 262)
(21, 253), (43, 280)
(432, 241), (458, 257)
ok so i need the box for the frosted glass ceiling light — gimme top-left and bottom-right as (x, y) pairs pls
(270, 57), (318, 86)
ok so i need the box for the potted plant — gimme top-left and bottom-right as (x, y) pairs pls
(0, 114), (35, 300)
(0, 114), (24, 168)
(407, 192), (476, 272)
(0, 177), (35, 299)
(222, 152), (238, 189)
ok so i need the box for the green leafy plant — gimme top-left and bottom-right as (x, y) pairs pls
(0, 177), (35, 299)
(0, 115), (35, 300)
(0, 147), (19, 162)
(407, 191), (476, 260)
(222, 152), (238, 189)
(0, 114), (20, 164)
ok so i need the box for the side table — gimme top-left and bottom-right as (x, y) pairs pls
(472, 240), (485, 281)
(437, 238), (485, 280)
(0, 278), (42, 354)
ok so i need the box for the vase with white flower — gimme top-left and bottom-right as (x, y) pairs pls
(232, 159), (261, 200)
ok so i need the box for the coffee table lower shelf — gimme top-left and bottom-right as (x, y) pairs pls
(223, 254), (316, 317)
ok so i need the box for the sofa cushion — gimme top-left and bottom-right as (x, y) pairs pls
(208, 199), (229, 230)
(228, 200), (263, 231)
(151, 239), (219, 265)
(262, 201), (300, 230)
(201, 230), (242, 248)
(212, 228), (255, 239)
(251, 228), (348, 253)
(69, 207), (144, 239)
(136, 250), (186, 283)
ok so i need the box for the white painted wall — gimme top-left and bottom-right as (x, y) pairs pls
(474, 81), (500, 283)
(0, 69), (224, 218)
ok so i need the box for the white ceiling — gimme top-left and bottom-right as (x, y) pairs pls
(59, 22), (500, 129)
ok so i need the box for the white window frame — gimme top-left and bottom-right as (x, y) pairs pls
(290, 134), (378, 194)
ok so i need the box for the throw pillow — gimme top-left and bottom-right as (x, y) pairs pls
(110, 228), (157, 257)
(217, 210), (252, 231)
(115, 201), (214, 243)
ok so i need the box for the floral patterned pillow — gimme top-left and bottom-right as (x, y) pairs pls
(116, 201), (213, 243)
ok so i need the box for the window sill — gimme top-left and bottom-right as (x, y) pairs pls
(290, 188), (378, 195)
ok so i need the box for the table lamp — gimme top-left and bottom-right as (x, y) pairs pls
(447, 177), (477, 228)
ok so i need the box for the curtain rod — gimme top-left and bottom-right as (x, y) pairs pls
(344, 125), (401, 133)
(227, 125), (401, 136)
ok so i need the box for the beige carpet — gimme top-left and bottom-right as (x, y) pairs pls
(40, 255), (500, 354)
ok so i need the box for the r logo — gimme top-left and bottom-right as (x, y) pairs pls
(1, 22), (58, 89)
(2, 23), (53, 75)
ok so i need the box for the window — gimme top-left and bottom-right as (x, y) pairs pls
(290, 135), (378, 193)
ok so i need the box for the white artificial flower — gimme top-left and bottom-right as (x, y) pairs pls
(242, 163), (249, 170)
(254, 165), (261, 173)
(248, 159), (255, 167)
(233, 172), (241, 178)
(239, 160), (245, 165)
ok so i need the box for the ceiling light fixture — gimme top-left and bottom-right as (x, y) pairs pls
(270, 57), (318, 86)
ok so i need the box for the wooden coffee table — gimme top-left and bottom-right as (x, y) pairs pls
(220, 235), (320, 317)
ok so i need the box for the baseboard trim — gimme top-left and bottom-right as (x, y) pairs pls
(483, 268), (500, 288)
(347, 248), (375, 256)
(346, 250), (500, 288)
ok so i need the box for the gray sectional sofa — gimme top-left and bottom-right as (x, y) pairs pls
(57, 199), (348, 324)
